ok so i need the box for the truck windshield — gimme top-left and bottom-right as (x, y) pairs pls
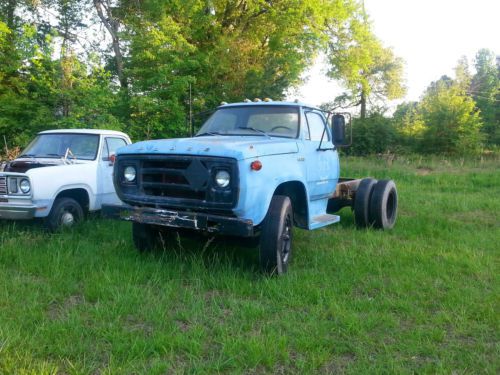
(20, 133), (100, 160)
(196, 106), (300, 138)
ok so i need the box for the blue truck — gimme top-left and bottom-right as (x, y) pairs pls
(103, 100), (398, 274)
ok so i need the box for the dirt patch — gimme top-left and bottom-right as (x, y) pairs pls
(320, 353), (356, 374)
(449, 210), (499, 227)
(175, 319), (190, 332)
(416, 166), (433, 176)
(47, 294), (86, 320)
(123, 315), (154, 336)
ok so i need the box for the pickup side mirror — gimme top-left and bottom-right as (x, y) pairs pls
(102, 154), (116, 166)
(332, 114), (346, 145)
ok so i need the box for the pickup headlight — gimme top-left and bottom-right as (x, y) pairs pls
(19, 179), (31, 193)
(7, 177), (30, 195)
(124, 166), (136, 182)
(215, 170), (230, 188)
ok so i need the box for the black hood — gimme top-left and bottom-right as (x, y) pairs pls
(5, 159), (59, 173)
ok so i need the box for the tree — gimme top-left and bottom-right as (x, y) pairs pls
(326, 12), (406, 118)
(419, 77), (483, 155)
(470, 49), (499, 146)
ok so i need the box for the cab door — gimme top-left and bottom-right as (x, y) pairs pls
(98, 136), (128, 206)
(303, 110), (338, 201)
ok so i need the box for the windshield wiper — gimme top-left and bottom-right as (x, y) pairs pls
(43, 153), (62, 157)
(194, 131), (222, 137)
(236, 127), (270, 138)
(19, 153), (36, 158)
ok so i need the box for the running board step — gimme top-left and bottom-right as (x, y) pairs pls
(309, 214), (340, 230)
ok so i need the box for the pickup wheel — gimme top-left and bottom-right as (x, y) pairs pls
(45, 197), (83, 232)
(354, 178), (377, 228)
(259, 195), (293, 275)
(369, 179), (398, 229)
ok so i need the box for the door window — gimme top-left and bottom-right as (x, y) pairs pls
(306, 112), (328, 142)
(102, 137), (127, 160)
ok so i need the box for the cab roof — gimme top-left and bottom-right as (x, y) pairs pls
(39, 129), (129, 137)
(219, 100), (321, 111)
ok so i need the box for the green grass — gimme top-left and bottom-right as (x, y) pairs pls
(0, 156), (498, 374)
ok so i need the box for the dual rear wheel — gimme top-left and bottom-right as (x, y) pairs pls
(354, 178), (398, 229)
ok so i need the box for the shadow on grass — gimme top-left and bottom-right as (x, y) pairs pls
(147, 228), (262, 276)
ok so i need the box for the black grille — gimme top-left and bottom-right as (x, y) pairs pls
(115, 155), (239, 210)
(0, 176), (7, 195)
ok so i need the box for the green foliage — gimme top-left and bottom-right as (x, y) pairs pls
(418, 79), (483, 154)
(326, 10), (406, 117)
(349, 113), (398, 155)
(470, 49), (500, 146)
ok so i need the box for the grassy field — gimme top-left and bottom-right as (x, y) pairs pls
(0, 156), (498, 374)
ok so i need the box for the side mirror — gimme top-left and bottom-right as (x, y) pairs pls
(332, 114), (346, 145)
(102, 154), (116, 166)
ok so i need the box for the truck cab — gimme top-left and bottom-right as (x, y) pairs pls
(0, 129), (131, 231)
(103, 101), (397, 274)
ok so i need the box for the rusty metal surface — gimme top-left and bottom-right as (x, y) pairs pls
(102, 204), (254, 237)
(332, 178), (361, 199)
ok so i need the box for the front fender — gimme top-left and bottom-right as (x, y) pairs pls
(234, 153), (309, 226)
(26, 164), (99, 214)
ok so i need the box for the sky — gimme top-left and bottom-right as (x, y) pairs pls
(291, 0), (500, 107)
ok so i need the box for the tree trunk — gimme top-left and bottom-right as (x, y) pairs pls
(6, 0), (16, 29)
(93, 0), (128, 89)
(360, 90), (367, 120)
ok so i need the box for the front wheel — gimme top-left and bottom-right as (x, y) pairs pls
(259, 195), (293, 275)
(45, 197), (83, 232)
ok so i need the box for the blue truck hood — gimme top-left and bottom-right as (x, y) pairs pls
(118, 136), (299, 160)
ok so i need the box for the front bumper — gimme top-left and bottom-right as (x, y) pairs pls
(102, 204), (254, 237)
(0, 203), (37, 220)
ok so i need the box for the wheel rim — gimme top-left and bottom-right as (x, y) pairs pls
(60, 208), (76, 226)
(281, 214), (292, 264)
(386, 189), (397, 222)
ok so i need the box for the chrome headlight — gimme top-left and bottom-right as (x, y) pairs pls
(215, 170), (230, 188)
(19, 179), (31, 193)
(124, 166), (136, 182)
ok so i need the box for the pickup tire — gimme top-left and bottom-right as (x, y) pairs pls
(132, 223), (164, 252)
(369, 179), (398, 229)
(45, 197), (83, 232)
(354, 178), (377, 228)
(259, 195), (293, 275)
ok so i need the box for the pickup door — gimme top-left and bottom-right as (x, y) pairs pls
(303, 110), (338, 200)
(98, 136), (129, 206)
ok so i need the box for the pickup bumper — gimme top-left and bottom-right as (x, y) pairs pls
(0, 203), (37, 220)
(102, 204), (254, 237)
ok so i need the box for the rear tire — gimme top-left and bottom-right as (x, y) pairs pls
(132, 222), (164, 252)
(369, 179), (398, 229)
(45, 197), (83, 232)
(354, 178), (377, 228)
(259, 195), (293, 275)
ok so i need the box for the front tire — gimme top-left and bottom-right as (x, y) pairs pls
(259, 195), (293, 275)
(45, 197), (83, 232)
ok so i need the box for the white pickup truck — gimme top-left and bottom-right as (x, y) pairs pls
(0, 129), (131, 230)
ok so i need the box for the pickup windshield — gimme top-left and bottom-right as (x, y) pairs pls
(196, 106), (300, 138)
(21, 133), (100, 160)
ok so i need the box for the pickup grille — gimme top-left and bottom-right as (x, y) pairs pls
(116, 155), (239, 210)
(0, 176), (7, 195)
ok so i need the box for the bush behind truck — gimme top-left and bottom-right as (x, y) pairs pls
(103, 100), (398, 274)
